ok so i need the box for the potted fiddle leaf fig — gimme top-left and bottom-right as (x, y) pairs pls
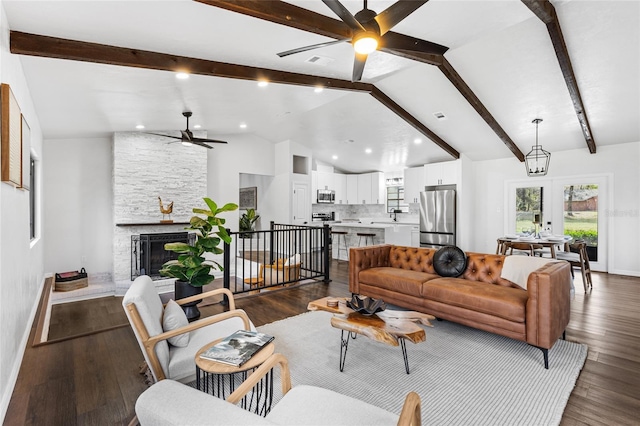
(159, 197), (238, 320)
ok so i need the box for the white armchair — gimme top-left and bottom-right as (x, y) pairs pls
(135, 353), (422, 426)
(122, 275), (255, 383)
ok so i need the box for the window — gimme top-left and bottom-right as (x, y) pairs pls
(29, 156), (36, 240)
(386, 186), (408, 213)
(515, 187), (543, 234)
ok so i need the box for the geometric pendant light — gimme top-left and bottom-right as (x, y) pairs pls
(525, 118), (550, 177)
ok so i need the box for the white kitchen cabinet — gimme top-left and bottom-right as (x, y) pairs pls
(411, 225), (420, 247)
(370, 172), (385, 204)
(346, 174), (358, 204)
(403, 166), (425, 203)
(317, 171), (333, 191)
(357, 173), (371, 204)
(333, 173), (347, 204)
(424, 160), (459, 186)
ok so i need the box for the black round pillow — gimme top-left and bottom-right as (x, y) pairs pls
(433, 246), (467, 277)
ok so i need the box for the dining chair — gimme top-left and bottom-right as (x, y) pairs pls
(556, 241), (593, 292)
(501, 241), (543, 256)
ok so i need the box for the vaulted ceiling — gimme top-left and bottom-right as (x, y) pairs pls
(3, 0), (639, 173)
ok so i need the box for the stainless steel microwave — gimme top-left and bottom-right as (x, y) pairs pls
(317, 189), (335, 204)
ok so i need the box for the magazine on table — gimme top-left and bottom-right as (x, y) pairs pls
(199, 330), (275, 367)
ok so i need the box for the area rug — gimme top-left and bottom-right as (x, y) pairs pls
(255, 311), (587, 426)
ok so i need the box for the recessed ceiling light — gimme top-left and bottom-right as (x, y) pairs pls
(135, 124), (145, 130)
(175, 72), (189, 80)
(332, 155), (338, 160)
(257, 81), (269, 87)
(314, 87), (324, 93)
(365, 148), (372, 154)
(239, 123), (247, 129)
(193, 124), (201, 129)
(414, 138), (422, 144)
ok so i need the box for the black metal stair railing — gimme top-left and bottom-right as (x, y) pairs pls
(223, 222), (330, 296)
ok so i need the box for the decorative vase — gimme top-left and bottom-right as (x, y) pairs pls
(174, 280), (203, 321)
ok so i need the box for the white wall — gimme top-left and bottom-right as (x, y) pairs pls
(207, 133), (276, 230)
(43, 138), (113, 275)
(0, 3), (45, 420)
(469, 141), (640, 276)
(239, 173), (276, 230)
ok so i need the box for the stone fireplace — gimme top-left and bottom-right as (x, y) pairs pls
(113, 132), (207, 294)
(131, 232), (196, 280)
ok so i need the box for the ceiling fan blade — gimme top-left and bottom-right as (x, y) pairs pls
(375, 0), (429, 35)
(191, 140), (214, 149)
(144, 132), (182, 140)
(191, 137), (228, 144)
(352, 52), (367, 82)
(322, 0), (365, 31)
(277, 39), (349, 58)
(380, 31), (448, 56)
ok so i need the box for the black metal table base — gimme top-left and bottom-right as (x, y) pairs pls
(339, 330), (411, 374)
(196, 365), (274, 416)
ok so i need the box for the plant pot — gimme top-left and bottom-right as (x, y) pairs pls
(174, 280), (203, 321)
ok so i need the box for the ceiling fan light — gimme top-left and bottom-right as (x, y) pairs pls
(181, 141), (193, 147)
(353, 32), (379, 54)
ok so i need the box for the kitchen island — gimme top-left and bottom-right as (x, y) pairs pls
(330, 222), (415, 260)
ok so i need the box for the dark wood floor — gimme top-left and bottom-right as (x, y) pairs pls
(5, 261), (640, 425)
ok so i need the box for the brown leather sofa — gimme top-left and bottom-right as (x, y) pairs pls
(349, 245), (572, 368)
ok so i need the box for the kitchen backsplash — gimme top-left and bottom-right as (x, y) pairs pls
(312, 203), (419, 222)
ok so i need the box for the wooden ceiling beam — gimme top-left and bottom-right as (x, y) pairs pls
(10, 31), (458, 157)
(9, 31), (370, 92)
(371, 87), (459, 159)
(522, 0), (597, 153)
(438, 58), (525, 161)
(195, 0), (525, 160)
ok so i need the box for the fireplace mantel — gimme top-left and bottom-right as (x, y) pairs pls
(116, 221), (190, 227)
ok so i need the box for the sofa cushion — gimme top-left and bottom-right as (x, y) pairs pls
(388, 246), (437, 274)
(433, 246), (467, 277)
(359, 267), (439, 298)
(462, 252), (521, 288)
(422, 278), (528, 323)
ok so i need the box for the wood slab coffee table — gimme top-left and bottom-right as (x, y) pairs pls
(308, 296), (434, 374)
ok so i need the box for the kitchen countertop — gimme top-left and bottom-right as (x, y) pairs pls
(330, 222), (410, 229)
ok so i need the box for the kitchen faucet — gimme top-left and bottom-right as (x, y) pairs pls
(390, 209), (402, 222)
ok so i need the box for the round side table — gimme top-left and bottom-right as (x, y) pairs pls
(195, 339), (275, 416)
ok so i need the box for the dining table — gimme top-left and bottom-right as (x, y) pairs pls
(496, 236), (572, 259)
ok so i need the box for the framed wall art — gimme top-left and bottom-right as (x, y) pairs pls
(239, 186), (257, 210)
(21, 114), (31, 190)
(1, 83), (22, 187)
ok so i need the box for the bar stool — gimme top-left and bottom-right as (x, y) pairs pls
(357, 232), (375, 247)
(331, 231), (349, 261)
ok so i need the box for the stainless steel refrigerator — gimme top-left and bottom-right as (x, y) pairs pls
(420, 186), (456, 248)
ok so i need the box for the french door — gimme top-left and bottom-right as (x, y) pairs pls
(506, 174), (608, 272)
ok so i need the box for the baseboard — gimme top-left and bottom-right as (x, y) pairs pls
(608, 268), (640, 277)
(0, 273), (50, 424)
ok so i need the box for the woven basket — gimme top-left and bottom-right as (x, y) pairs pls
(54, 268), (88, 292)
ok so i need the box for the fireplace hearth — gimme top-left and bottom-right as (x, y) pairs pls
(131, 232), (196, 280)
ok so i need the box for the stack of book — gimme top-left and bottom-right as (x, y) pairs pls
(199, 330), (274, 367)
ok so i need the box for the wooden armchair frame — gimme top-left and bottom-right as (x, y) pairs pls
(227, 353), (422, 426)
(125, 287), (251, 381)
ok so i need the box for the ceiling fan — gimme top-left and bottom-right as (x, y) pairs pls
(277, 0), (448, 82)
(146, 112), (228, 149)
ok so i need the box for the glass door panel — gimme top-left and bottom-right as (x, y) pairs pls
(563, 184), (599, 261)
(515, 187), (543, 234)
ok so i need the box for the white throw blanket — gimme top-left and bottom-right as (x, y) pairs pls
(501, 255), (556, 290)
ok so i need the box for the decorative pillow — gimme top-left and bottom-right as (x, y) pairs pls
(433, 246), (468, 277)
(284, 253), (301, 266)
(162, 299), (190, 347)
